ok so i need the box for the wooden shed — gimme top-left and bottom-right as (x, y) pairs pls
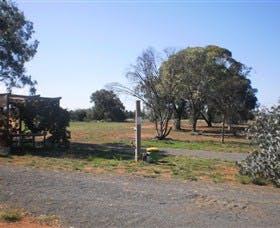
(0, 93), (61, 149)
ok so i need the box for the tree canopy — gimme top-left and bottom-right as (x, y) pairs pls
(161, 47), (210, 131)
(113, 45), (257, 140)
(161, 45), (257, 140)
(90, 89), (126, 122)
(0, 0), (38, 93)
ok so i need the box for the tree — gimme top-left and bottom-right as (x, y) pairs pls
(238, 102), (280, 187)
(125, 110), (135, 119)
(205, 45), (257, 142)
(90, 89), (126, 122)
(0, 0), (38, 93)
(126, 48), (173, 139)
(69, 109), (88, 121)
(161, 47), (210, 132)
(160, 55), (186, 131)
(162, 45), (257, 136)
(110, 48), (173, 139)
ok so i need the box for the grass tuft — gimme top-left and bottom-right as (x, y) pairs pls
(36, 214), (60, 226)
(0, 209), (23, 222)
(236, 174), (252, 185)
(252, 177), (270, 186)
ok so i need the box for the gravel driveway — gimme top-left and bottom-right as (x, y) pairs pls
(160, 148), (248, 162)
(0, 165), (280, 228)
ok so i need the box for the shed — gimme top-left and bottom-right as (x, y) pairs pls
(0, 93), (61, 148)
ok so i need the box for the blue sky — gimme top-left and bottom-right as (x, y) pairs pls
(11, 0), (280, 110)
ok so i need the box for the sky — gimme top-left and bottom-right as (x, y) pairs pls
(5, 0), (280, 110)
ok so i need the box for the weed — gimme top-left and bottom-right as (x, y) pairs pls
(0, 209), (23, 222)
(252, 177), (270, 186)
(36, 214), (60, 226)
(236, 174), (252, 185)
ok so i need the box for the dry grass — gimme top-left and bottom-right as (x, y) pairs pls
(0, 152), (241, 184)
(69, 120), (253, 153)
(0, 208), (23, 223)
(0, 204), (60, 227)
(0, 120), (254, 185)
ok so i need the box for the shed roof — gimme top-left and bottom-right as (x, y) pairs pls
(0, 93), (61, 107)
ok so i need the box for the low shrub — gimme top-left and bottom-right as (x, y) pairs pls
(0, 209), (23, 222)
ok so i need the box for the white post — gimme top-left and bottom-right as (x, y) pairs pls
(135, 100), (141, 161)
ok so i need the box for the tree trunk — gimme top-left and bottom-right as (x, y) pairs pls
(207, 111), (213, 127)
(192, 118), (198, 132)
(201, 112), (212, 127)
(221, 114), (225, 143)
(155, 119), (172, 140)
(191, 109), (199, 132)
(173, 116), (181, 131)
(172, 101), (185, 131)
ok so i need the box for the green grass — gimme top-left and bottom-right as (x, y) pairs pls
(236, 174), (252, 185)
(0, 209), (23, 222)
(142, 139), (252, 153)
(69, 121), (253, 153)
(160, 156), (235, 182)
(0, 121), (254, 185)
(0, 152), (237, 184)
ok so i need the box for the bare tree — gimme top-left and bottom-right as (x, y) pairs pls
(109, 48), (173, 140)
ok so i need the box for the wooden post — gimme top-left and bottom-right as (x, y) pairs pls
(135, 100), (141, 161)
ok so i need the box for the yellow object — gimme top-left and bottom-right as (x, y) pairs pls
(146, 147), (159, 152)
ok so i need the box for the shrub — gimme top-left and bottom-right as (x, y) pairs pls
(19, 99), (70, 147)
(238, 102), (280, 186)
(0, 209), (22, 222)
(236, 174), (252, 185)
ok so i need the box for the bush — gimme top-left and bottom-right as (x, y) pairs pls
(69, 109), (88, 121)
(19, 98), (70, 147)
(47, 107), (71, 147)
(0, 209), (22, 222)
(236, 174), (252, 185)
(238, 102), (280, 186)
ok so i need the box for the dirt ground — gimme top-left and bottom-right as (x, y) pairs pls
(0, 219), (58, 228)
(1, 165), (279, 228)
(70, 120), (249, 144)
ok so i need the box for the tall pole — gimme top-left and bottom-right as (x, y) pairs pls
(135, 100), (141, 161)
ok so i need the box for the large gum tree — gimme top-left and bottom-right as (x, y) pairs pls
(0, 0), (38, 93)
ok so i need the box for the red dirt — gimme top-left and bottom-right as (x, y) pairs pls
(0, 217), (58, 228)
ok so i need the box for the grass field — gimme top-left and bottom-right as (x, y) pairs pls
(70, 120), (253, 153)
(0, 120), (256, 185)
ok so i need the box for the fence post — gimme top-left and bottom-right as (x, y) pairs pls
(135, 100), (141, 161)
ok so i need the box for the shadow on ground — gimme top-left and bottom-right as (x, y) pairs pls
(177, 126), (246, 138)
(10, 142), (138, 161)
(8, 142), (171, 164)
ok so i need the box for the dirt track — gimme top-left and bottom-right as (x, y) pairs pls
(0, 165), (280, 228)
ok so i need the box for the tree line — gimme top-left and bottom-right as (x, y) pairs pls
(70, 89), (135, 122)
(111, 45), (258, 142)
